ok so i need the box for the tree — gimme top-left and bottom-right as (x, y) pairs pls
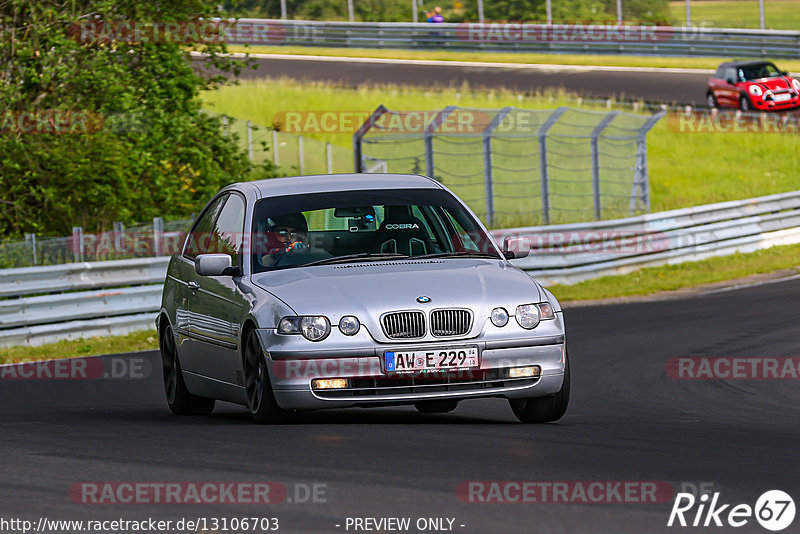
(0, 0), (269, 238)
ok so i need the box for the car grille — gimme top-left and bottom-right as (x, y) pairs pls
(430, 309), (472, 337)
(381, 311), (426, 339)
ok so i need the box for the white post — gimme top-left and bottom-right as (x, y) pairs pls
(298, 135), (305, 175)
(546, 0), (552, 24)
(759, 0), (765, 29)
(412, 0), (418, 22)
(247, 120), (254, 162)
(326, 142), (333, 173)
(348, 0), (354, 21)
(280, 0), (287, 19)
(685, 0), (691, 26)
(617, 0), (623, 22)
(478, 0), (485, 24)
(272, 130), (279, 166)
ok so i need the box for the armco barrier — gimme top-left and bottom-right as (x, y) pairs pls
(1, 190), (799, 346)
(224, 19), (800, 59)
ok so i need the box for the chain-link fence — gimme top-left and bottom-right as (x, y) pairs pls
(355, 106), (664, 228)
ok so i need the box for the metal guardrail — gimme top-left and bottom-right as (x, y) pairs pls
(1, 190), (799, 346)
(231, 19), (800, 59)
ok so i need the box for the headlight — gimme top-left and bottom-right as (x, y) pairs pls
(278, 316), (331, 341)
(490, 307), (509, 327)
(792, 79), (800, 91)
(338, 315), (360, 336)
(749, 85), (763, 96)
(515, 304), (541, 329)
(300, 316), (330, 341)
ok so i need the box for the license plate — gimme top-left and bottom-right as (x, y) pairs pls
(385, 346), (479, 373)
(774, 93), (791, 102)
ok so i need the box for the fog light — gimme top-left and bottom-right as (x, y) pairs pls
(311, 378), (349, 390)
(508, 366), (540, 378)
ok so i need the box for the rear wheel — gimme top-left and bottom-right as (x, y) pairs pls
(243, 329), (291, 424)
(414, 400), (459, 414)
(160, 325), (215, 416)
(509, 354), (570, 424)
(739, 95), (751, 112)
(706, 92), (717, 108)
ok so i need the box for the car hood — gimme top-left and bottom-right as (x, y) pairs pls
(251, 259), (543, 339)
(746, 78), (793, 91)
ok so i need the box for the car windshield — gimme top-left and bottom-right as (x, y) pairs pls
(250, 188), (501, 273)
(738, 63), (781, 81)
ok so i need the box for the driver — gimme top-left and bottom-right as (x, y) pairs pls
(259, 213), (308, 267)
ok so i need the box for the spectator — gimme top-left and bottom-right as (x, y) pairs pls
(431, 6), (444, 22)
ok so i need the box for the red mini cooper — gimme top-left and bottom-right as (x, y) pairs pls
(707, 60), (800, 111)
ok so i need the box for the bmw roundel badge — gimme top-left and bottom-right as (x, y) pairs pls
(416, 296), (431, 303)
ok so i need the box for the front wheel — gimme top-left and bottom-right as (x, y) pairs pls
(739, 95), (751, 112)
(160, 325), (215, 416)
(706, 92), (717, 108)
(508, 354), (570, 423)
(243, 329), (291, 424)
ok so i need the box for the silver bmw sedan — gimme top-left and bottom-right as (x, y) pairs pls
(157, 173), (569, 423)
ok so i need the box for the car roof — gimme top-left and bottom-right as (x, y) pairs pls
(718, 60), (777, 69)
(233, 173), (444, 199)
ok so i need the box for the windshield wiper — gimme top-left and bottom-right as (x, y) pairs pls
(303, 253), (410, 266)
(414, 251), (501, 260)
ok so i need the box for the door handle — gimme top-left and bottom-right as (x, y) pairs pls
(188, 281), (199, 291)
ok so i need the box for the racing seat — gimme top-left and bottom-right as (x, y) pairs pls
(375, 206), (434, 257)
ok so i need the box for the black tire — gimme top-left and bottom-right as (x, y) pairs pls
(739, 95), (751, 112)
(508, 354), (570, 424)
(243, 328), (291, 424)
(160, 325), (215, 416)
(706, 92), (717, 108)
(414, 400), (459, 414)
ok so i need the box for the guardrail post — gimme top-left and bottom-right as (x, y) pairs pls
(221, 115), (229, 136)
(538, 107), (568, 226)
(247, 120), (254, 162)
(482, 107), (513, 228)
(590, 111), (620, 221)
(25, 233), (36, 266)
(326, 142), (333, 173)
(298, 135), (305, 174)
(424, 105), (457, 180)
(153, 217), (164, 257)
(72, 227), (83, 263)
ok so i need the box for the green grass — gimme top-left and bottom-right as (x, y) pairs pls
(669, 0), (800, 30)
(0, 329), (157, 365)
(203, 78), (800, 220)
(4, 242), (800, 362)
(223, 44), (800, 73)
(549, 242), (800, 301)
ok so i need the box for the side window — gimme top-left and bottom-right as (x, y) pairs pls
(183, 195), (227, 259)
(211, 194), (246, 266)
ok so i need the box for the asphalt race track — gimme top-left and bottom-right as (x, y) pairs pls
(231, 55), (712, 105)
(2, 276), (799, 533)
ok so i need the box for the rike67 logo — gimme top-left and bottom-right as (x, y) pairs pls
(668, 490), (795, 531)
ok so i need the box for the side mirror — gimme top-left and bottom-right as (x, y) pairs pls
(782, 70), (789, 76)
(726, 78), (735, 85)
(195, 253), (238, 276)
(503, 236), (530, 260)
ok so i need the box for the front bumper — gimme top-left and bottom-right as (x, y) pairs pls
(258, 327), (566, 410)
(750, 95), (800, 110)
